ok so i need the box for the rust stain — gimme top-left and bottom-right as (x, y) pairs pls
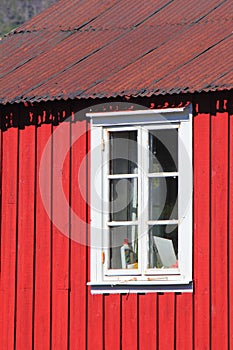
(1, 0), (232, 104)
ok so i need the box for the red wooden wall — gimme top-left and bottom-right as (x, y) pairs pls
(0, 93), (232, 349)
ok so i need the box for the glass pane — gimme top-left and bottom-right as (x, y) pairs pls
(148, 225), (178, 268)
(149, 177), (178, 220)
(110, 131), (137, 174)
(110, 178), (138, 221)
(149, 129), (178, 173)
(110, 226), (138, 269)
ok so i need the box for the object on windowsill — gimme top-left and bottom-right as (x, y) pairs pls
(127, 262), (138, 269)
(121, 239), (136, 269)
(153, 236), (177, 268)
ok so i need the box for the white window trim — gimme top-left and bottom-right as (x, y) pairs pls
(87, 106), (193, 294)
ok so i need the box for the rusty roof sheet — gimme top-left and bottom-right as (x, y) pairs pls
(0, 0), (232, 104)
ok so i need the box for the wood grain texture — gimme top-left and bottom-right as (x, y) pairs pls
(229, 111), (233, 350)
(211, 111), (229, 350)
(138, 293), (157, 350)
(193, 112), (211, 350)
(0, 98), (232, 350)
(69, 119), (88, 350)
(87, 293), (104, 350)
(176, 293), (193, 350)
(16, 125), (36, 349)
(33, 124), (52, 350)
(121, 294), (138, 350)
(51, 121), (70, 349)
(104, 294), (121, 350)
(157, 293), (175, 350)
(0, 128), (18, 350)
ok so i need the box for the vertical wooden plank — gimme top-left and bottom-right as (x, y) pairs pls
(69, 119), (87, 350)
(87, 293), (104, 350)
(138, 294), (157, 350)
(229, 111), (233, 350)
(104, 294), (121, 350)
(51, 120), (70, 349)
(121, 294), (138, 350)
(16, 125), (36, 349)
(0, 129), (1, 273)
(0, 128), (18, 349)
(33, 124), (52, 349)
(157, 293), (175, 350)
(193, 112), (211, 350)
(211, 111), (228, 350)
(175, 293), (193, 349)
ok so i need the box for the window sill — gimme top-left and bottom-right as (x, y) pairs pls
(88, 280), (193, 294)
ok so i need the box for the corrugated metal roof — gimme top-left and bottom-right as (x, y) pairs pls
(0, 0), (232, 104)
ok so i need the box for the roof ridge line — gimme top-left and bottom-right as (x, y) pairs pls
(8, 16), (233, 36)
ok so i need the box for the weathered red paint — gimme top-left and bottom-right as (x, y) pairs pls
(34, 123), (52, 349)
(139, 294), (157, 349)
(51, 122), (70, 349)
(0, 127), (18, 349)
(122, 294), (138, 350)
(230, 113), (233, 350)
(0, 94), (232, 349)
(16, 125), (35, 349)
(176, 293), (193, 349)
(193, 110), (211, 350)
(69, 120), (88, 350)
(211, 111), (229, 349)
(104, 295), (121, 349)
(158, 293), (175, 349)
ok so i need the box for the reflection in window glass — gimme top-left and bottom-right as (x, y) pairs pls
(110, 226), (138, 269)
(148, 225), (178, 268)
(110, 131), (138, 174)
(149, 129), (178, 173)
(110, 178), (138, 221)
(149, 177), (178, 220)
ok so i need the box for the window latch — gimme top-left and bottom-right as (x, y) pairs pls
(101, 138), (105, 151)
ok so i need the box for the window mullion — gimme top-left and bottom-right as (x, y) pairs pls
(137, 127), (142, 274)
(103, 128), (110, 275)
(177, 118), (193, 281)
(139, 127), (149, 276)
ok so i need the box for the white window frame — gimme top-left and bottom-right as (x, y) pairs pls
(87, 106), (193, 294)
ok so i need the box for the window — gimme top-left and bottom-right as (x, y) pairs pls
(87, 106), (192, 293)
